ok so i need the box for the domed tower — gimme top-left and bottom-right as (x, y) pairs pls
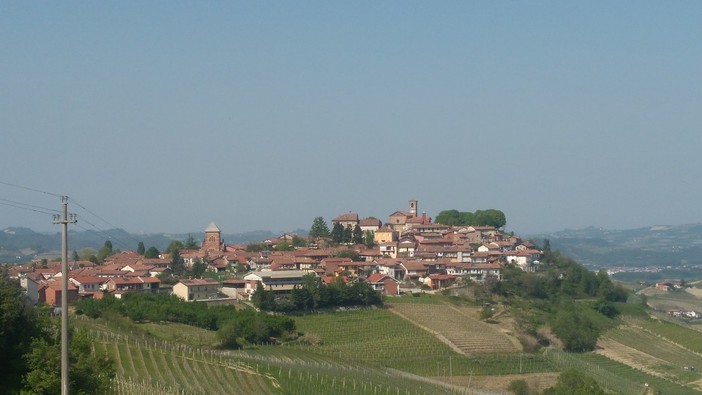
(202, 222), (223, 252)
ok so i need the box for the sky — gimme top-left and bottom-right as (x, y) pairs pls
(1, 2), (702, 236)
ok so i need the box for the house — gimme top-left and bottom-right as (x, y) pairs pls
(359, 217), (382, 232)
(221, 279), (246, 300)
(332, 212), (359, 230)
(20, 274), (42, 303)
(401, 261), (430, 279)
(452, 262), (503, 282)
(69, 276), (107, 295)
(374, 227), (398, 244)
(104, 276), (160, 295)
(173, 278), (222, 301)
(366, 273), (400, 295)
(505, 249), (542, 271)
(40, 280), (79, 306)
(376, 258), (407, 280)
(423, 274), (458, 290)
(397, 238), (417, 257)
(244, 270), (307, 297)
(379, 242), (397, 258)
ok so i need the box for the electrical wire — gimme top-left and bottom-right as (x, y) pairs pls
(0, 180), (62, 197)
(0, 200), (57, 216)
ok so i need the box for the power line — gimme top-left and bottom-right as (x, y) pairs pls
(0, 180), (62, 197)
(70, 198), (143, 246)
(73, 217), (134, 252)
(0, 200), (57, 216)
(0, 197), (60, 213)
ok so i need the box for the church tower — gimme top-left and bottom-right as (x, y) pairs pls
(408, 199), (418, 216)
(202, 222), (223, 252)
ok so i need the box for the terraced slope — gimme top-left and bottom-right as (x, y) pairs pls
(596, 323), (702, 387)
(389, 303), (520, 355)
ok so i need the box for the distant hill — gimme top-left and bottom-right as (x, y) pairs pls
(0, 227), (293, 263)
(529, 223), (702, 269)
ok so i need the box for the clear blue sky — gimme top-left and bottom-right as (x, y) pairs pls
(2, 2), (701, 235)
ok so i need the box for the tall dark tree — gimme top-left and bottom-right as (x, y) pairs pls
(72, 250), (80, 262)
(352, 224), (363, 245)
(96, 240), (114, 263)
(363, 230), (375, 248)
(309, 217), (331, 238)
(171, 249), (186, 276)
(331, 222), (344, 244)
(342, 225), (353, 244)
(136, 241), (145, 255)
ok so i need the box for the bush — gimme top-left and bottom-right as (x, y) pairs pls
(507, 379), (531, 395)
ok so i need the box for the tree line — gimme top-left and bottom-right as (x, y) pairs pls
(252, 274), (382, 312)
(434, 209), (507, 228)
(76, 292), (295, 349)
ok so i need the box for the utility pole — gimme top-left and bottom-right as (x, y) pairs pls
(53, 196), (77, 395)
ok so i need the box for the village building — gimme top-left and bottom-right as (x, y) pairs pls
(244, 270), (307, 297)
(173, 278), (222, 301)
(332, 212), (360, 230)
(366, 273), (400, 296)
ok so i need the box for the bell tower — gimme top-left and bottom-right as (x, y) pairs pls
(408, 199), (418, 216)
(202, 222), (223, 252)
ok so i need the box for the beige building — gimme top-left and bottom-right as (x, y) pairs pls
(173, 278), (221, 301)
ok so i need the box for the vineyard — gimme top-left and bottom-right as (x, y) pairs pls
(68, 293), (702, 394)
(388, 302), (520, 355)
(89, 329), (474, 395)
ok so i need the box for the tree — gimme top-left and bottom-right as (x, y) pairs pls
(352, 224), (363, 245)
(291, 235), (307, 248)
(184, 234), (199, 249)
(72, 250), (80, 262)
(507, 380), (531, 395)
(96, 240), (114, 263)
(363, 230), (375, 248)
(166, 240), (185, 255)
(144, 246), (160, 259)
(309, 217), (331, 238)
(79, 247), (95, 261)
(171, 249), (186, 276)
(0, 274), (40, 393)
(251, 282), (276, 311)
(331, 222), (344, 244)
(24, 328), (114, 395)
(274, 242), (294, 251)
(435, 209), (461, 226)
(136, 241), (145, 255)
(551, 307), (599, 352)
(190, 258), (206, 277)
(543, 369), (605, 395)
(342, 225), (353, 244)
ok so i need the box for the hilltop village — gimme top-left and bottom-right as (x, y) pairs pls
(8, 200), (542, 305)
